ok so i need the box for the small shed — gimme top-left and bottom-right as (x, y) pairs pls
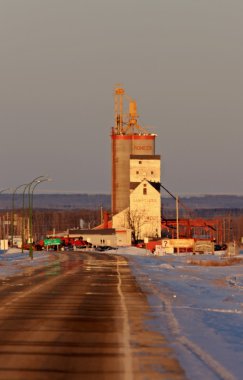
(68, 228), (131, 247)
(68, 229), (117, 247)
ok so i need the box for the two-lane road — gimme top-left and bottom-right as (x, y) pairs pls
(0, 252), (185, 379)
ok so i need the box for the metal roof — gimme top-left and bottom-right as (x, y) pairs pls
(69, 228), (116, 235)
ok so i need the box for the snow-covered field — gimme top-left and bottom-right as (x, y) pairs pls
(118, 247), (243, 380)
(0, 247), (242, 379)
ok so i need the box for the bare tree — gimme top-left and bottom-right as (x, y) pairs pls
(126, 209), (147, 243)
(0, 209), (101, 241)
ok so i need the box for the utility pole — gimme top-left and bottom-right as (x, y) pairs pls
(176, 195), (179, 254)
(176, 195), (179, 239)
(100, 205), (103, 225)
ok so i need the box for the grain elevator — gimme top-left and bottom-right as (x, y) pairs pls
(111, 87), (161, 240)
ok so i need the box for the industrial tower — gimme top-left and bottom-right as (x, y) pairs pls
(111, 87), (162, 240)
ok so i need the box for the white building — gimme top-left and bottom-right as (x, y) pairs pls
(112, 155), (161, 240)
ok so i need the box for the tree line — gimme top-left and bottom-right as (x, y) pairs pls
(0, 209), (101, 241)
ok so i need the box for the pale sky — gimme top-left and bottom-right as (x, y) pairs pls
(0, 0), (243, 195)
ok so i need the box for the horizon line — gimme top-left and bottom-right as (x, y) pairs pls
(1, 191), (243, 197)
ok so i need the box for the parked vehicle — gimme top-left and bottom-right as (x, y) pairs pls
(95, 246), (116, 252)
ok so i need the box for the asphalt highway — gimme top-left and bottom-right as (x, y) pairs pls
(0, 252), (185, 379)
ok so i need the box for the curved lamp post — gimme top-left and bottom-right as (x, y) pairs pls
(0, 188), (10, 194)
(11, 184), (27, 248)
(0, 188), (10, 247)
(21, 183), (30, 252)
(21, 176), (46, 253)
(28, 176), (50, 258)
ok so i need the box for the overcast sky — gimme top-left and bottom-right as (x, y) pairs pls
(0, 0), (243, 195)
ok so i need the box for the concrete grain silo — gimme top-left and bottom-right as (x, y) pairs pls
(111, 87), (157, 215)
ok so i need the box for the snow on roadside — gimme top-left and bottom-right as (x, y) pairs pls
(118, 248), (243, 380)
(0, 248), (53, 278)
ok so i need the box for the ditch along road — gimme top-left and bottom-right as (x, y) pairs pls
(0, 251), (185, 380)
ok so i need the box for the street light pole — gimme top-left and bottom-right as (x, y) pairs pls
(176, 195), (179, 254)
(176, 195), (179, 240)
(0, 188), (10, 249)
(11, 184), (27, 248)
(21, 177), (47, 254)
(21, 182), (32, 253)
(0, 188), (10, 194)
(28, 176), (50, 258)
